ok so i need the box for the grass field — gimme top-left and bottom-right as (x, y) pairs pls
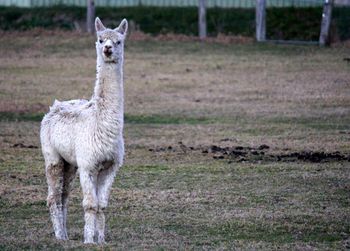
(0, 32), (349, 250)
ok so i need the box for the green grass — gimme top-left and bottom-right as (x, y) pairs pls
(0, 112), (44, 122)
(0, 34), (349, 250)
(0, 112), (215, 124)
(268, 116), (350, 131)
(125, 114), (215, 125)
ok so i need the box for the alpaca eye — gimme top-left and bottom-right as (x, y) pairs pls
(99, 39), (103, 44)
(117, 41), (121, 45)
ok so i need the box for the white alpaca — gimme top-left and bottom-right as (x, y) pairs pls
(40, 17), (127, 244)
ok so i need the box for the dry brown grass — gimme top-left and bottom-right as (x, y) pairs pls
(0, 32), (349, 250)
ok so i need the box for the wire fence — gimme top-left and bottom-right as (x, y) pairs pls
(0, 0), (349, 41)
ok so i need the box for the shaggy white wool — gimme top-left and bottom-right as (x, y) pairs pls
(40, 17), (128, 244)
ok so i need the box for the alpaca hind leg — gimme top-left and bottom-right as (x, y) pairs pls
(96, 163), (118, 244)
(61, 163), (77, 239)
(79, 169), (98, 244)
(46, 159), (67, 240)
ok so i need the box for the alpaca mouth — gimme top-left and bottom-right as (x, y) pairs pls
(104, 51), (112, 57)
(103, 52), (117, 63)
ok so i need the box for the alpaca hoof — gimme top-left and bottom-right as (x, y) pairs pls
(55, 233), (69, 241)
(98, 238), (106, 245)
(84, 238), (96, 244)
(84, 240), (96, 244)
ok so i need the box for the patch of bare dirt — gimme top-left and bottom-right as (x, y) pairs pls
(148, 142), (350, 163)
(11, 143), (38, 149)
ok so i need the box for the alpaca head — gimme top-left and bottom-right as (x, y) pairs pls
(95, 17), (128, 64)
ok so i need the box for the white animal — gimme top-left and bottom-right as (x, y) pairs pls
(40, 17), (127, 244)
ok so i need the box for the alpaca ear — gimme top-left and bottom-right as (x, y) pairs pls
(115, 19), (128, 35)
(95, 17), (106, 32)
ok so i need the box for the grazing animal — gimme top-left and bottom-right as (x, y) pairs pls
(40, 17), (128, 244)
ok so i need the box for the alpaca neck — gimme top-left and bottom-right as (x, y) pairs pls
(93, 57), (124, 125)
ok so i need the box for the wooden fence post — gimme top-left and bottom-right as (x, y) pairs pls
(87, 0), (95, 33)
(256, 0), (266, 42)
(319, 0), (334, 46)
(198, 0), (207, 39)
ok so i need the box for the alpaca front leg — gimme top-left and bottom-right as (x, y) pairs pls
(96, 164), (118, 244)
(46, 162), (67, 240)
(79, 170), (98, 244)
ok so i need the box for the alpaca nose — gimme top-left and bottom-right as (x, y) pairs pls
(103, 45), (112, 56)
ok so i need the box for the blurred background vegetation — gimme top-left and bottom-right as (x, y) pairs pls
(0, 5), (350, 41)
(0, 1), (349, 42)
